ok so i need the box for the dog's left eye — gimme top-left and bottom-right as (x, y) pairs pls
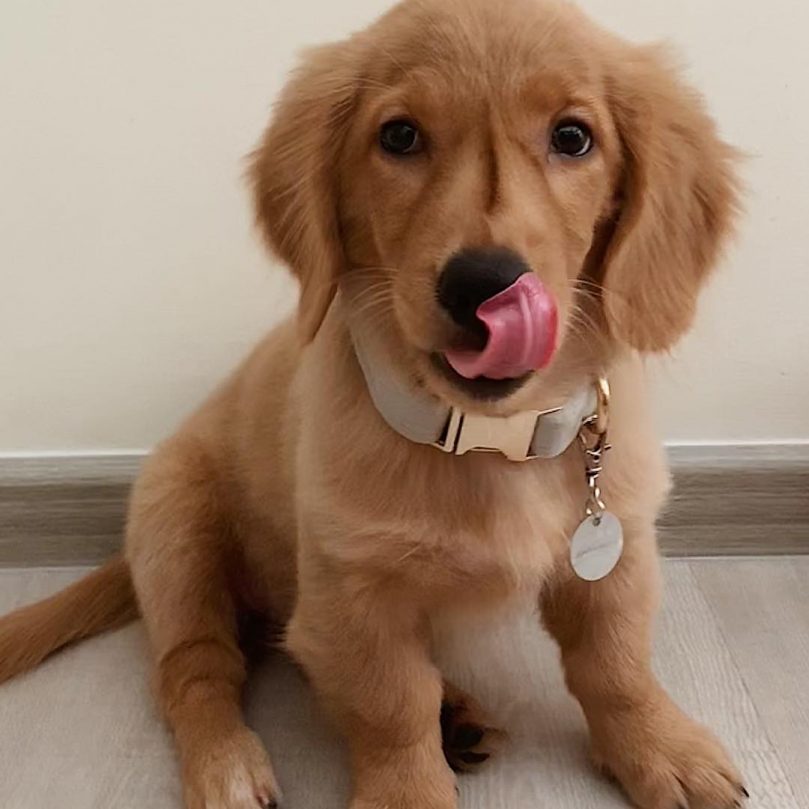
(551, 120), (594, 157)
(379, 119), (423, 156)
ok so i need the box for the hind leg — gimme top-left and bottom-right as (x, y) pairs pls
(127, 443), (279, 809)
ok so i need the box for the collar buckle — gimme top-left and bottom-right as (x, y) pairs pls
(433, 407), (555, 462)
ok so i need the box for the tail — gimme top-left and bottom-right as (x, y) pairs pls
(0, 556), (138, 683)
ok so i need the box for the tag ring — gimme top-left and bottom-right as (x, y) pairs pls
(592, 377), (610, 436)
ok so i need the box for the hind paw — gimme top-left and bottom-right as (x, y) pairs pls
(440, 682), (505, 773)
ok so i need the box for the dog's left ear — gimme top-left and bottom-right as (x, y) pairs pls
(601, 45), (742, 352)
(249, 40), (360, 343)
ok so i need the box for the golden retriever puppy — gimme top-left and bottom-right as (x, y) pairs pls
(0, 0), (746, 807)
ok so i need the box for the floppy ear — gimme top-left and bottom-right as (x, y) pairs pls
(601, 45), (741, 352)
(249, 41), (360, 343)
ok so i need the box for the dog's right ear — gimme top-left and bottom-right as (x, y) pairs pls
(249, 41), (361, 343)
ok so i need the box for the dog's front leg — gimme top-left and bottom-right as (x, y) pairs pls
(286, 558), (456, 809)
(541, 524), (747, 809)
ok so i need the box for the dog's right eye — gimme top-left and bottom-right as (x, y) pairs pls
(551, 119), (593, 158)
(379, 119), (423, 156)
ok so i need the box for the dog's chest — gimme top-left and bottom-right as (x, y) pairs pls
(306, 413), (593, 595)
(344, 454), (587, 597)
(442, 464), (581, 585)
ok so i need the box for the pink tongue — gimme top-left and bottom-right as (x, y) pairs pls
(444, 274), (558, 380)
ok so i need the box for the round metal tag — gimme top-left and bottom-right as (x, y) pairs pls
(570, 511), (624, 582)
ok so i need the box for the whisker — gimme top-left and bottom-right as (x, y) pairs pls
(573, 277), (632, 307)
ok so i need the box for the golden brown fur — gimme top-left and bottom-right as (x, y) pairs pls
(0, 558), (136, 683)
(0, 1), (745, 808)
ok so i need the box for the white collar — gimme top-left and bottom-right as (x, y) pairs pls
(347, 314), (598, 463)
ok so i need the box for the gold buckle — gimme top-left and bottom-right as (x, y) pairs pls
(434, 408), (547, 462)
(433, 378), (609, 463)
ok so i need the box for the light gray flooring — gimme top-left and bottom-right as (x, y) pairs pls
(0, 559), (806, 809)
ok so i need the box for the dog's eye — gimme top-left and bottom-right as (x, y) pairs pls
(551, 120), (593, 158)
(379, 119), (423, 156)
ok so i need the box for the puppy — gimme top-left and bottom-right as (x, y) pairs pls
(0, 0), (746, 807)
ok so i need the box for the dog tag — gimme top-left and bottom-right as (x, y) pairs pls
(570, 511), (623, 582)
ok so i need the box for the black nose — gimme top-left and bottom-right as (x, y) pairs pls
(437, 247), (530, 332)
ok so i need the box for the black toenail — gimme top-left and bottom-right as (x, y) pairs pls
(453, 724), (485, 749)
(459, 751), (489, 765)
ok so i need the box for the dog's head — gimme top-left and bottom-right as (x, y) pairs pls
(250, 0), (739, 408)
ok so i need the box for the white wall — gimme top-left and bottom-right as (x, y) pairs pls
(1, 0), (807, 453)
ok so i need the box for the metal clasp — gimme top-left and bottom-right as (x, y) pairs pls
(434, 408), (545, 462)
(579, 429), (610, 520)
(578, 376), (612, 522)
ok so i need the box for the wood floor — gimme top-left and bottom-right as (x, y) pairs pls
(0, 558), (806, 809)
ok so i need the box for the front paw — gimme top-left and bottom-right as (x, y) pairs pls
(351, 787), (456, 809)
(591, 699), (747, 809)
(182, 727), (280, 809)
(351, 799), (455, 809)
(350, 748), (457, 809)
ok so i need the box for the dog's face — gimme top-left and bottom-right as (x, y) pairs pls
(252, 0), (739, 409)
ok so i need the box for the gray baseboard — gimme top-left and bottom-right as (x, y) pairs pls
(660, 444), (809, 556)
(0, 446), (807, 566)
(0, 455), (141, 567)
